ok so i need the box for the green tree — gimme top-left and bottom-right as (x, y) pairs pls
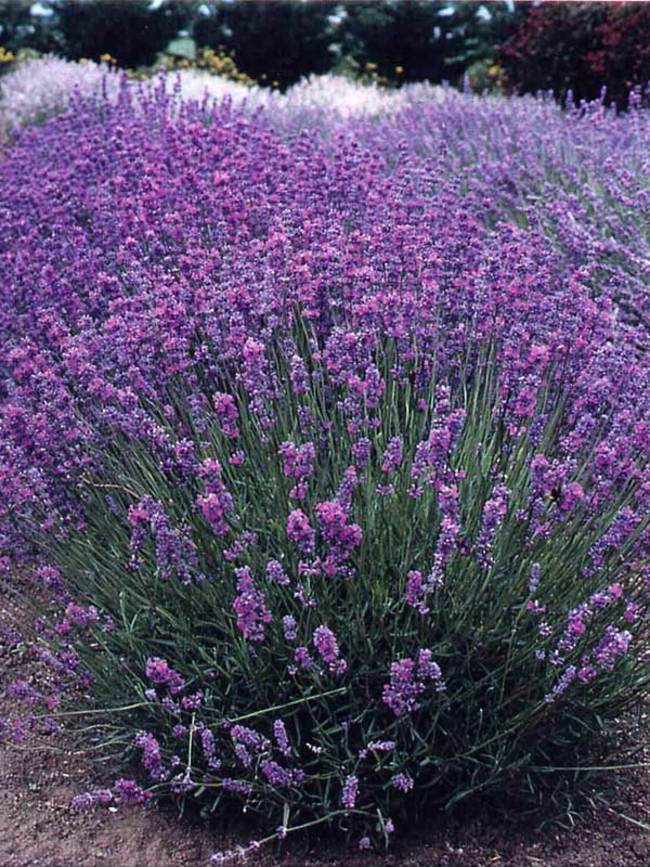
(194, 1), (337, 88)
(55, 0), (193, 68)
(0, 0), (62, 55)
(336, 2), (520, 86)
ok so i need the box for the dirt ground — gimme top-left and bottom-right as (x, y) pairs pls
(2, 591), (649, 867)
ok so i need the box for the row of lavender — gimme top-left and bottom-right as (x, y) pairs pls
(0, 72), (649, 854)
(0, 56), (424, 133)
(4, 59), (648, 332)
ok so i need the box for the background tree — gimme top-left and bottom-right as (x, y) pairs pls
(194, 1), (337, 89)
(335, 1), (445, 84)
(55, 0), (192, 68)
(499, 1), (650, 107)
(0, 0), (62, 55)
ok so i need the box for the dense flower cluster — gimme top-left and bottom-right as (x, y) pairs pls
(0, 74), (649, 851)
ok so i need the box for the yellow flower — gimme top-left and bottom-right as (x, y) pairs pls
(395, 65), (404, 75)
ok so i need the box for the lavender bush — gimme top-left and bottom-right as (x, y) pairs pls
(0, 55), (120, 135)
(0, 80), (649, 852)
(0, 55), (420, 138)
(358, 87), (650, 333)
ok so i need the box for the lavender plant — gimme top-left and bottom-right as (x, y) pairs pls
(0, 55), (120, 135)
(0, 81), (649, 851)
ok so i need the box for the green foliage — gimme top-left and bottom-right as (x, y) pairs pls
(336, 1), (515, 86)
(56, 0), (192, 68)
(0, 1), (524, 87)
(194, 1), (337, 89)
(0, 0), (193, 68)
(0, 0), (62, 54)
(499, 1), (650, 107)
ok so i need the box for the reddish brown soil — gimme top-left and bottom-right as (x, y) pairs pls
(2, 590), (649, 867)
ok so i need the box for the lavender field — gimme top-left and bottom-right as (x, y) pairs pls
(0, 59), (649, 863)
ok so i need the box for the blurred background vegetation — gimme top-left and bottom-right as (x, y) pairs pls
(0, 1), (649, 105)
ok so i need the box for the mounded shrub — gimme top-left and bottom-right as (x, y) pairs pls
(499, 1), (650, 108)
(0, 84), (649, 853)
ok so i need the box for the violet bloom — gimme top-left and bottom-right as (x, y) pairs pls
(282, 614), (298, 641)
(313, 625), (348, 675)
(341, 774), (359, 809)
(113, 779), (150, 804)
(278, 441), (316, 480)
(382, 658), (422, 717)
(230, 724), (270, 753)
(381, 435), (403, 474)
(289, 354), (310, 394)
(544, 665), (577, 704)
(351, 437), (371, 469)
(476, 483), (509, 566)
(213, 391), (240, 439)
(405, 569), (429, 614)
(63, 602), (100, 629)
(266, 559), (290, 586)
(382, 650), (446, 717)
(260, 760), (304, 788)
(294, 646), (313, 669)
(232, 566), (272, 642)
(314, 499), (362, 574)
(287, 509), (316, 554)
(390, 772), (414, 793)
(197, 458), (234, 536)
(71, 788), (113, 809)
(128, 497), (199, 584)
(593, 626), (632, 671)
(273, 719), (291, 757)
(145, 657), (185, 695)
(135, 730), (167, 781)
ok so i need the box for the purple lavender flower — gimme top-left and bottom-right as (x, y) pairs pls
(282, 614), (298, 641)
(313, 625), (347, 675)
(293, 646), (313, 669)
(544, 665), (578, 704)
(341, 774), (359, 809)
(2, 71), (650, 851)
(197, 459), (234, 536)
(390, 772), (414, 793)
(273, 719), (291, 757)
(260, 760), (304, 788)
(286, 509), (316, 554)
(289, 355), (310, 394)
(266, 559), (290, 586)
(135, 730), (167, 781)
(113, 779), (150, 804)
(351, 437), (371, 469)
(213, 392), (240, 439)
(232, 566), (272, 642)
(382, 658), (422, 718)
(593, 626), (632, 671)
(278, 441), (316, 480)
(145, 657), (184, 695)
(381, 436), (403, 474)
(383, 651), (446, 716)
(71, 788), (113, 809)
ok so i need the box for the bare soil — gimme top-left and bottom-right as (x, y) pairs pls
(2, 590), (649, 867)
